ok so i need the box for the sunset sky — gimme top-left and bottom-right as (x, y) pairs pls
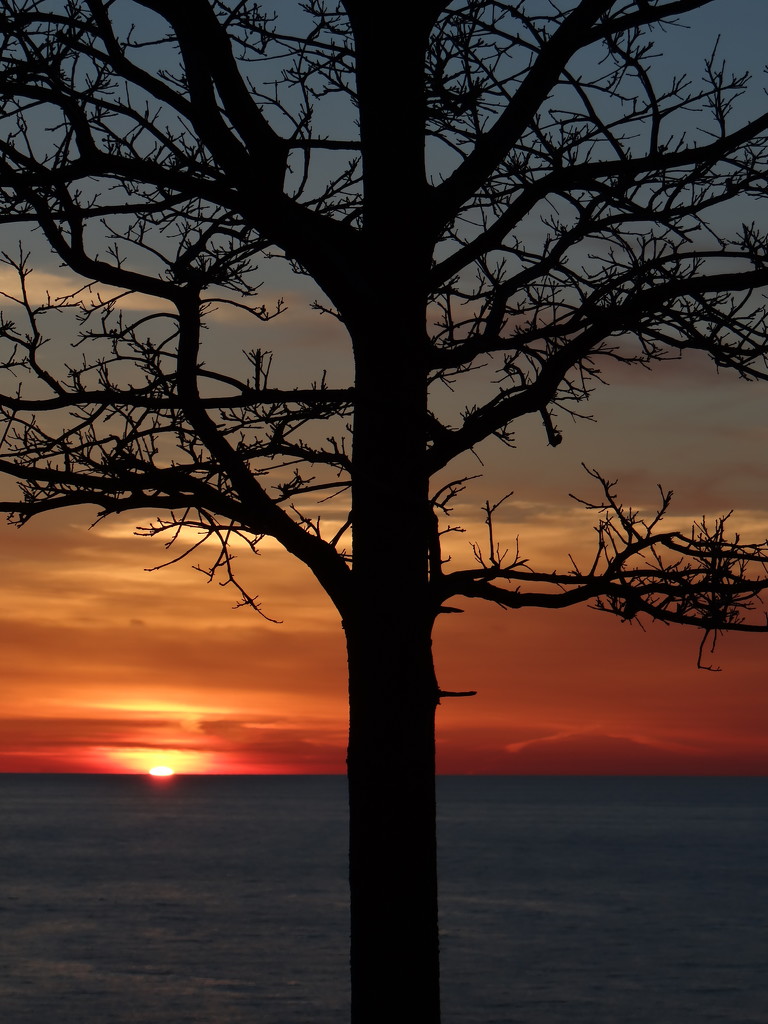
(2, 341), (766, 775)
(1, 1), (767, 775)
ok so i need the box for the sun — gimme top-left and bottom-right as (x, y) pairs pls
(148, 765), (175, 777)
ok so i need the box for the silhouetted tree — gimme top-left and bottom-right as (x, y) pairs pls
(2, 3), (768, 1021)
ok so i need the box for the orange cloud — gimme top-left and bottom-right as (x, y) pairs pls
(497, 730), (767, 775)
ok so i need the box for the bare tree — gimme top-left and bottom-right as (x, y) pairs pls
(2, 2), (768, 1021)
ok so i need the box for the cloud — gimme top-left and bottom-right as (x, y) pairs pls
(500, 729), (767, 775)
(0, 265), (174, 312)
(0, 708), (349, 774)
(0, 509), (342, 636)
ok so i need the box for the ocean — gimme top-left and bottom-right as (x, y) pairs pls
(1, 775), (765, 1023)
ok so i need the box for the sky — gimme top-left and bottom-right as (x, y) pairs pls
(1, 0), (767, 775)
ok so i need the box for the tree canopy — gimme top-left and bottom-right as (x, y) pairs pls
(1, 2), (768, 646)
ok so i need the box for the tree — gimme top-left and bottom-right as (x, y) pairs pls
(2, 1), (768, 1020)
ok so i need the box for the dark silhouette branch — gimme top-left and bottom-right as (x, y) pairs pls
(436, 468), (768, 668)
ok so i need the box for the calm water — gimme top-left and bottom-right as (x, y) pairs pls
(0, 775), (766, 1023)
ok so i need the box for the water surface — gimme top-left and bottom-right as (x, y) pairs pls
(1, 775), (765, 1023)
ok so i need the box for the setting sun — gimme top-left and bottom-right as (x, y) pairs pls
(148, 766), (175, 777)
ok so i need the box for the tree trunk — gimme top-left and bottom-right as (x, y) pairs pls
(342, 0), (436, 981)
(345, 303), (439, 1020)
(345, 617), (440, 1024)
